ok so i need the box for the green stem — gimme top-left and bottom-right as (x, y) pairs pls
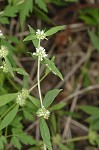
(63, 135), (88, 143)
(44, 144), (47, 150)
(0, 103), (16, 120)
(37, 59), (43, 107)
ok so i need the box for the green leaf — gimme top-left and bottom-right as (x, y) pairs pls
(44, 58), (64, 80)
(58, 143), (70, 150)
(45, 56), (55, 75)
(49, 102), (66, 111)
(3, 5), (19, 17)
(23, 109), (33, 121)
(20, 0), (33, 29)
(5, 57), (14, 77)
(17, 132), (35, 145)
(32, 38), (39, 48)
(11, 136), (21, 150)
(40, 118), (52, 150)
(28, 95), (40, 108)
(23, 34), (36, 42)
(79, 105), (99, 117)
(0, 136), (7, 150)
(88, 30), (99, 51)
(13, 67), (29, 76)
(0, 17), (9, 24)
(45, 26), (65, 36)
(43, 89), (62, 108)
(51, 113), (57, 134)
(0, 93), (18, 107)
(23, 75), (29, 88)
(0, 105), (19, 130)
(35, 0), (48, 12)
(34, 6), (54, 25)
(28, 25), (35, 34)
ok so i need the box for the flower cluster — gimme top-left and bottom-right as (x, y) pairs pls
(36, 106), (50, 119)
(0, 30), (5, 39)
(33, 46), (47, 61)
(16, 89), (29, 106)
(0, 45), (9, 58)
(0, 61), (8, 73)
(36, 29), (46, 40)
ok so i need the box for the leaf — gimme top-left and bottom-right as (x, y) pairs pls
(20, 0), (33, 29)
(79, 105), (99, 117)
(0, 93), (18, 107)
(34, 6), (54, 25)
(23, 109), (33, 121)
(28, 25), (35, 34)
(28, 95), (40, 108)
(40, 118), (52, 150)
(23, 75), (29, 88)
(45, 56), (55, 75)
(51, 113), (57, 134)
(45, 26), (65, 36)
(11, 136), (21, 150)
(13, 67), (29, 76)
(0, 105), (19, 130)
(58, 143), (70, 150)
(17, 132), (35, 145)
(32, 38), (39, 48)
(0, 136), (7, 150)
(23, 34), (36, 42)
(44, 58), (64, 80)
(49, 102), (66, 111)
(35, 0), (48, 12)
(3, 5), (19, 17)
(43, 89), (62, 108)
(88, 30), (99, 51)
(5, 57), (14, 77)
(0, 17), (9, 24)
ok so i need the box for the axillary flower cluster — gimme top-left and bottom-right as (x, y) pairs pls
(16, 89), (29, 106)
(33, 29), (50, 119)
(0, 45), (9, 73)
(0, 30), (9, 73)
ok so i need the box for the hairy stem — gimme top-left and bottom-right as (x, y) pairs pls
(29, 74), (47, 92)
(37, 59), (43, 107)
(44, 144), (47, 150)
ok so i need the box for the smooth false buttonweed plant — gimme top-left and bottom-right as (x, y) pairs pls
(0, 25), (65, 150)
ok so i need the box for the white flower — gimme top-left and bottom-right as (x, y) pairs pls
(0, 45), (9, 58)
(36, 106), (50, 119)
(0, 30), (5, 39)
(33, 46), (47, 61)
(36, 29), (46, 40)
